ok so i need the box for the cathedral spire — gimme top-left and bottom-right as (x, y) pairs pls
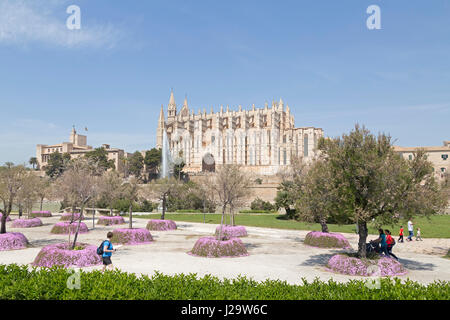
(156, 105), (165, 149)
(168, 89), (177, 122)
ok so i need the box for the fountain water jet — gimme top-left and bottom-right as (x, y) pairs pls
(161, 129), (173, 179)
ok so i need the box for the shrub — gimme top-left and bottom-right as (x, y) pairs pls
(11, 218), (43, 228)
(304, 231), (351, 249)
(326, 254), (407, 277)
(97, 216), (126, 226)
(60, 213), (85, 221)
(0, 233), (28, 251)
(30, 211), (52, 218)
(214, 225), (248, 240)
(189, 237), (248, 258)
(250, 198), (275, 212)
(146, 219), (177, 231)
(51, 222), (89, 234)
(33, 243), (101, 268)
(111, 228), (153, 245)
(0, 265), (448, 300)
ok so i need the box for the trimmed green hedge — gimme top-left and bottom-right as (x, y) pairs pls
(0, 264), (449, 300)
(239, 210), (278, 214)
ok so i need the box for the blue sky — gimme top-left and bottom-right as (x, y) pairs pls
(0, 0), (449, 165)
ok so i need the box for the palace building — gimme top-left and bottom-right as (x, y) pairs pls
(156, 91), (324, 175)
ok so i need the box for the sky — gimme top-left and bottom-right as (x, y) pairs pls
(0, 0), (449, 165)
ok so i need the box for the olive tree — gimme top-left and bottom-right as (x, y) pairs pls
(318, 125), (448, 258)
(121, 176), (140, 229)
(190, 174), (217, 223)
(144, 177), (181, 220)
(16, 172), (41, 219)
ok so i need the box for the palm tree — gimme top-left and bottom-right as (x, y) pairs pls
(29, 157), (38, 170)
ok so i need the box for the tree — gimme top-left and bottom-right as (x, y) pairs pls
(54, 159), (99, 249)
(173, 160), (186, 180)
(0, 164), (28, 233)
(16, 172), (40, 218)
(29, 157), (38, 170)
(97, 171), (123, 216)
(45, 152), (71, 179)
(35, 177), (51, 211)
(190, 175), (217, 223)
(121, 177), (140, 229)
(84, 147), (115, 172)
(144, 178), (181, 220)
(144, 148), (162, 181)
(128, 152), (144, 180)
(211, 165), (252, 240)
(317, 125), (448, 258)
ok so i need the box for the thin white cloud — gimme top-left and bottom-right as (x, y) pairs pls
(0, 0), (122, 48)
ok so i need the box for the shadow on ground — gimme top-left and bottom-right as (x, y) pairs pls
(399, 258), (436, 271)
(299, 252), (345, 267)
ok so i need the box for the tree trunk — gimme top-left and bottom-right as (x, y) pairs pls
(129, 204), (133, 229)
(0, 214), (6, 234)
(161, 195), (166, 220)
(40, 198), (44, 211)
(72, 206), (84, 250)
(230, 206), (235, 227)
(217, 205), (226, 241)
(18, 204), (23, 218)
(319, 218), (329, 233)
(110, 208), (113, 216)
(357, 221), (368, 258)
(92, 209), (96, 229)
(202, 200), (206, 224)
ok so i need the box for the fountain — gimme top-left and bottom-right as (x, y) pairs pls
(161, 129), (173, 179)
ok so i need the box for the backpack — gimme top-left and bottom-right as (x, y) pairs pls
(97, 240), (107, 255)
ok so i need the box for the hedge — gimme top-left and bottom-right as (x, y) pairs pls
(0, 264), (448, 300)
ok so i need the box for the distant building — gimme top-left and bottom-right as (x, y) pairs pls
(156, 90), (323, 175)
(36, 127), (129, 173)
(394, 141), (450, 180)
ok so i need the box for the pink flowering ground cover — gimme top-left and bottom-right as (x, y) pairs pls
(214, 225), (248, 240)
(304, 231), (351, 249)
(0, 232), (29, 251)
(326, 254), (407, 277)
(146, 219), (177, 231)
(111, 228), (153, 245)
(189, 236), (249, 258)
(30, 211), (52, 218)
(33, 242), (102, 268)
(60, 213), (85, 221)
(51, 222), (89, 234)
(11, 218), (43, 228)
(97, 216), (126, 226)
(0, 213), (12, 222)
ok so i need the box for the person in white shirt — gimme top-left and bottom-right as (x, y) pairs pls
(407, 220), (414, 241)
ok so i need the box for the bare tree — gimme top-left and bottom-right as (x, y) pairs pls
(35, 177), (51, 212)
(144, 177), (181, 220)
(0, 164), (28, 234)
(54, 159), (99, 249)
(16, 172), (40, 219)
(190, 174), (217, 223)
(121, 176), (140, 229)
(97, 171), (123, 216)
(211, 165), (252, 240)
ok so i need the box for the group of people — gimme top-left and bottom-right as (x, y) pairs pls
(371, 220), (424, 260)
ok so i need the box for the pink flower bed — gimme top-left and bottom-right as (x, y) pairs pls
(214, 225), (248, 240)
(31, 211), (52, 217)
(33, 242), (102, 268)
(97, 216), (126, 226)
(0, 213), (12, 222)
(11, 218), (43, 228)
(326, 254), (407, 277)
(146, 219), (177, 231)
(60, 213), (85, 221)
(304, 231), (351, 249)
(51, 222), (89, 234)
(189, 236), (249, 258)
(0, 232), (29, 251)
(111, 228), (153, 245)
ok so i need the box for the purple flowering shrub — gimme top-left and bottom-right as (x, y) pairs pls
(60, 213), (85, 221)
(33, 242), (102, 268)
(304, 231), (351, 249)
(97, 216), (126, 226)
(327, 254), (407, 276)
(0, 213), (12, 222)
(111, 228), (153, 245)
(11, 218), (43, 228)
(146, 219), (177, 231)
(51, 222), (89, 234)
(189, 236), (249, 258)
(214, 225), (248, 240)
(0, 232), (29, 251)
(30, 211), (53, 218)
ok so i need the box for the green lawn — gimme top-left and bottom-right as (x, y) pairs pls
(137, 213), (450, 238)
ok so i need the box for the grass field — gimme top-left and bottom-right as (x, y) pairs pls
(136, 213), (450, 238)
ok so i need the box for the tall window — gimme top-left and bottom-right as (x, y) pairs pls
(304, 134), (309, 157)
